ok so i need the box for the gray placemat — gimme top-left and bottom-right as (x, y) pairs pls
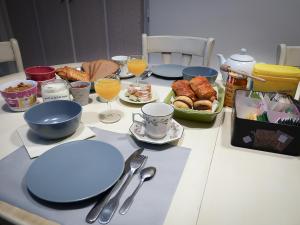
(0, 127), (190, 225)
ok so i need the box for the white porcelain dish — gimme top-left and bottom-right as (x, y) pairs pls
(129, 119), (184, 144)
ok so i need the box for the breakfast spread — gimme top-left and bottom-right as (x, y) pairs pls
(172, 77), (217, 111)
(4, 82), (33, 92)
(125, 83), (152, 102)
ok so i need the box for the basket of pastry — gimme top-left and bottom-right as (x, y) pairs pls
(55, 60), (120, 88)
(164, 76), (225, 122)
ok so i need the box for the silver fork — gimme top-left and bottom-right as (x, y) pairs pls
(98, 154), (147, 224)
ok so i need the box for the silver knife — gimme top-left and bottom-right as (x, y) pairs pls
(86, 148), (144, 223)
(141, 71), (152, 80)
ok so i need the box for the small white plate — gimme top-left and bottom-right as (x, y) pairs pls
(119, 89), (158, 104)
(129, 119), (184, 144)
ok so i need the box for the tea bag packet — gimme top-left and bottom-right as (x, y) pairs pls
(267, 110), (300, 124)
(235, 90), (261, 119)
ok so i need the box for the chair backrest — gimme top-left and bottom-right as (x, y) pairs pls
(276, 44), (300, 100)
(0, 38), (24, 72)
(277, 44), (300, 67)
(142, 34), (215, 66)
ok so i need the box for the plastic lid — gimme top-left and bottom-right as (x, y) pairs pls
(230, 48), (255, 62)
(253, 64), (300, 78)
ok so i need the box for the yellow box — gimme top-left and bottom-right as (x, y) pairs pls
(253, 64), (300, 97)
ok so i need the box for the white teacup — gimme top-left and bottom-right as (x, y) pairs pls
(132, 102), (174, 139)
(111, 55), (128, 77)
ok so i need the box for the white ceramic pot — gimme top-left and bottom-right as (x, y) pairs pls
(217, 48), (256, 83)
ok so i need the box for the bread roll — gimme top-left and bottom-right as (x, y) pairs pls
(193, 100), (212, 110)
(173, 96), (193, 109)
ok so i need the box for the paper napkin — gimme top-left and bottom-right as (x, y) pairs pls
(17, 123), (95, 158)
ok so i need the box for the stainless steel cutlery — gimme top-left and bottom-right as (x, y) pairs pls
(141, 70), (152, 80)
(98, 154), (148, 224)
(119, 167), (156, 215)
(86, 148), (143, 224)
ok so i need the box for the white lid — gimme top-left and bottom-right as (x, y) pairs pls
(42, 82), (67, 93)
(230, 48), (255, 62)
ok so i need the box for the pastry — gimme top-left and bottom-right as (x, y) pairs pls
(193, 100), (212, 110)
(173, 96), (193, 109)
(56, 66), (90, 82)
(126, 83), (152, 102)
(190, 77), (217, 102)
(171, 80), (197, 101)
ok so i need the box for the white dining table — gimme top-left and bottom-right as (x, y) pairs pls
(0, 63), (299, 225)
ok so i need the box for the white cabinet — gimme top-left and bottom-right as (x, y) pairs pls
(4, 0), (147, 67)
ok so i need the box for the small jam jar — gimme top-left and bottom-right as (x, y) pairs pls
(224, 71), (248, 107)
(41, 80), (70, 102)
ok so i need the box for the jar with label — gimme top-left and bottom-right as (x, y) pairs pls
(224, 71), (248, 107)
(41, 80), (70, 102)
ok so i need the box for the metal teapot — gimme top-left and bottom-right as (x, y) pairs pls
(217, 48), (256, 82)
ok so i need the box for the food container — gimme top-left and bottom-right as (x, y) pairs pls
(253, 64), (300, 97)
(70, 81), (91, 106)
(164, 83), (225, 122)
(231, 89), (300, 156)
(24, 100), (82, 139)
(0, 80), (38, 111)
(182, 66), (218, 83)
(41, 80), (70, 102)
(224, 72), (248, 107)
(25, 66), (56, 96)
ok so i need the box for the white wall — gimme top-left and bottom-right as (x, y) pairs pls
(149, 0), (300, 67)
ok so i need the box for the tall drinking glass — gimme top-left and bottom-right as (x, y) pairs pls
(94, 76), (121, 123)
(127, 55), (148, 85)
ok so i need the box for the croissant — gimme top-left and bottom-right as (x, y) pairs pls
(56, 66), (90, 82)
(190, 77), (217, 102)
(171, 80), (197, 101)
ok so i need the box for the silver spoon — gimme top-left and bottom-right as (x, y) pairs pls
(119, 167), (156, 215)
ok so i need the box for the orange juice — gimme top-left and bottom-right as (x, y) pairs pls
(95, 79), (121, 101)
(128, 59), (148, 76)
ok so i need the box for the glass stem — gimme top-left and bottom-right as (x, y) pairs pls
(107, 101), (111, 111)
(136, 76), (139, 85)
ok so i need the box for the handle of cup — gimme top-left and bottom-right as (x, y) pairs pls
(132, 113), (144, 125)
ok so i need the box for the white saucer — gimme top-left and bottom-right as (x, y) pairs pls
(129, 119), (184, 144)
(119, 89), (158, 104)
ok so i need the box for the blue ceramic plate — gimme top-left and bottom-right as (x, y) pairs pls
(151, 64), (186, 79)
(26, 140), (124, 203)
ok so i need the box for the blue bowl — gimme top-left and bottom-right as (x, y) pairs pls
(24, 100), (82, 139)
(182, 66), (218, 83)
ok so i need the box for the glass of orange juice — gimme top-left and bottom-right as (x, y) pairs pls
(127, 55), (148, 85)
(94, 76), (121, 123)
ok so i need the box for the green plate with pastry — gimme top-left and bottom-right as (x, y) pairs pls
(164, 82), (225, 122)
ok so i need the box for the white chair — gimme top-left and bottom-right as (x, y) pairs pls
(277, 44), (300, 66)
(0, 38), (24, 73)
(276, 44), (300, 100)
(142, 34), (215, 66)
